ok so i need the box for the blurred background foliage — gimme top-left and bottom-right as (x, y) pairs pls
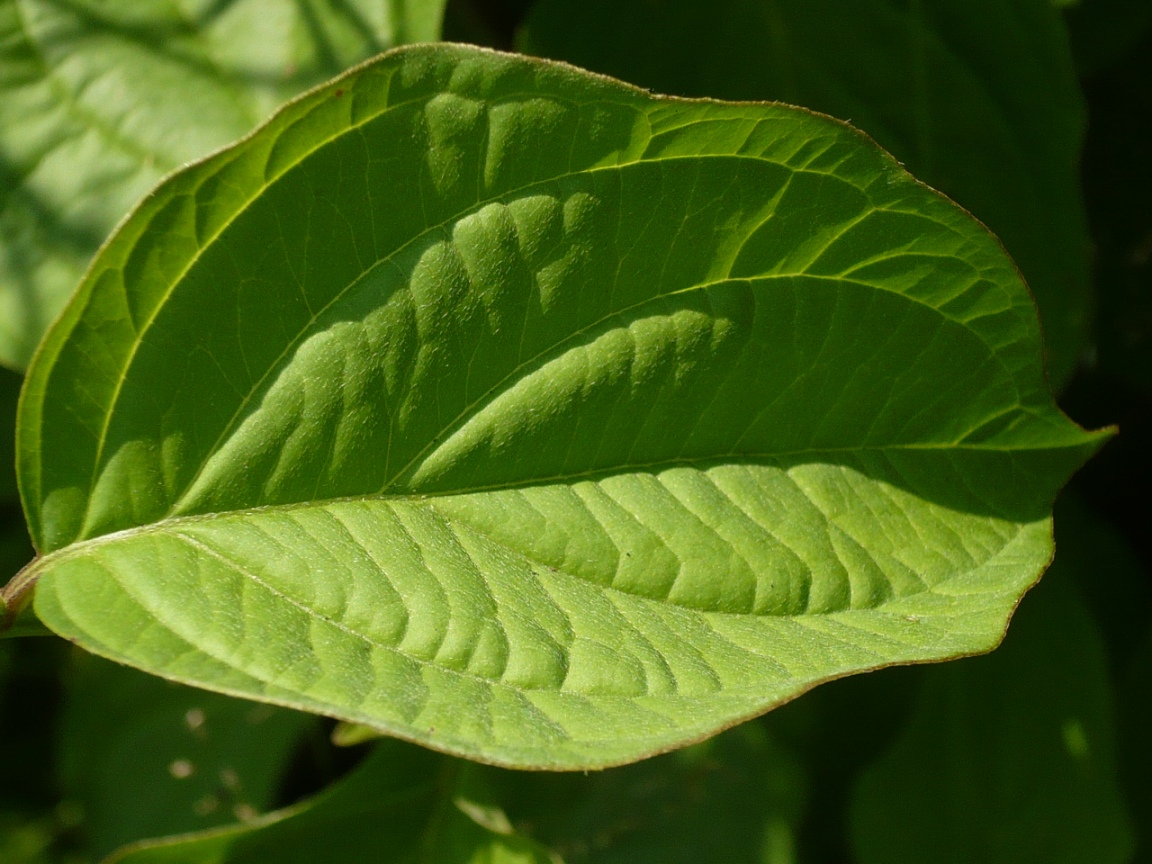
(2, 0), (1150, 861)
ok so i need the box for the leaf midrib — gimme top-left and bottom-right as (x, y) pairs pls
(109, 146), (1014, 531)
(49, 437), (1061, 549)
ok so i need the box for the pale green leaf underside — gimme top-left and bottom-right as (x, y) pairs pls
(0, 0), (446, 369)
(14, 44), (1104, 768)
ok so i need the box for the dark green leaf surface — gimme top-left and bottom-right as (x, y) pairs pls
(849, 555), (1135, 864)
(9, 44), (1104, 768)
(0, 367), (19, 499)
(519, 0), (1092, 388)
(0, 0), (447, 370)
(59, 654), (313, 859)
(105, 740), (558, 864)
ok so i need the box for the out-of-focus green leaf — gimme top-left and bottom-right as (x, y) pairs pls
(105, 740), (559, 864)
(9, 42), (1104, 769)
(0, 367), (19, 499)
(498, 723), (804, 864)
(57, 653), (313, 860)
(0, 0), (448, 370)
(519, 0), (1092, 388)
(849, 553), (1135, 864)
(757, 663), (924, 861)
(0, 813), (56, 864)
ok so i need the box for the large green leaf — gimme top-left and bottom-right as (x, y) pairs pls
(849, 550), (1135, 864)
(58, 654), (314, 859)
(105, 740), (558, 864)
(519, 0), (1092, 388)
(4, 44), (1104, 768)
(0, 0), (447, 371)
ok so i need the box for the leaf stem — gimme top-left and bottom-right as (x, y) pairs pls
(0, 557), (42, 633)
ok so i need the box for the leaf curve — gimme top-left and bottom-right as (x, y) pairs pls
(518, 0), (1092, 388)
(0, 0), (447, 370)
(7, 43), (1106, 768)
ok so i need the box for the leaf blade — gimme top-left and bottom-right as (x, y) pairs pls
(13, 43), (1104, 768)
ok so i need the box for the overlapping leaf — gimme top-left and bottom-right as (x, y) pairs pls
(519, 0), (1092, 387)
(5, 44), (1105, 768)
(59, 655), (313, 858)
(105, 740), (557, 864)
(498, 723), (805, 863)
(0, 0), (447, 370)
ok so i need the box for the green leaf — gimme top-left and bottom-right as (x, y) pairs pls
(0, 367), (19, 499)
(58, 654), (314, 860)
(519, 0), (1092, 388)
(0, 0), (448, 371)
(104, 740), (559, 864)
(849, 548), (1136, 864)
(8, 43), (1104, 769)
(497, 723), (805, 863)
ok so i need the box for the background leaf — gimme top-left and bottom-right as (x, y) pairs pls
(0, 0), (448, 370)
(0, 366), (19, 499)
(11, 43), (1101, 769)
(57, 654), (314, 860)
(0, 637), (73, 862)
(849, 539), (1135, 864)
(496, 722), (805, 863)
(104, 740), (558, 864)
(518, 0), (1092, 388)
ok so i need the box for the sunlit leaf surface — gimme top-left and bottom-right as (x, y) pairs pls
(0, 0), (447, 369)
(8, 44), (1103, 768)
(520, 0), (1092, 387)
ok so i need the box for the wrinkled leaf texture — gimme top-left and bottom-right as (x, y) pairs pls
(519, 0), (1093, 388)
(8, 44), (1105, 769)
